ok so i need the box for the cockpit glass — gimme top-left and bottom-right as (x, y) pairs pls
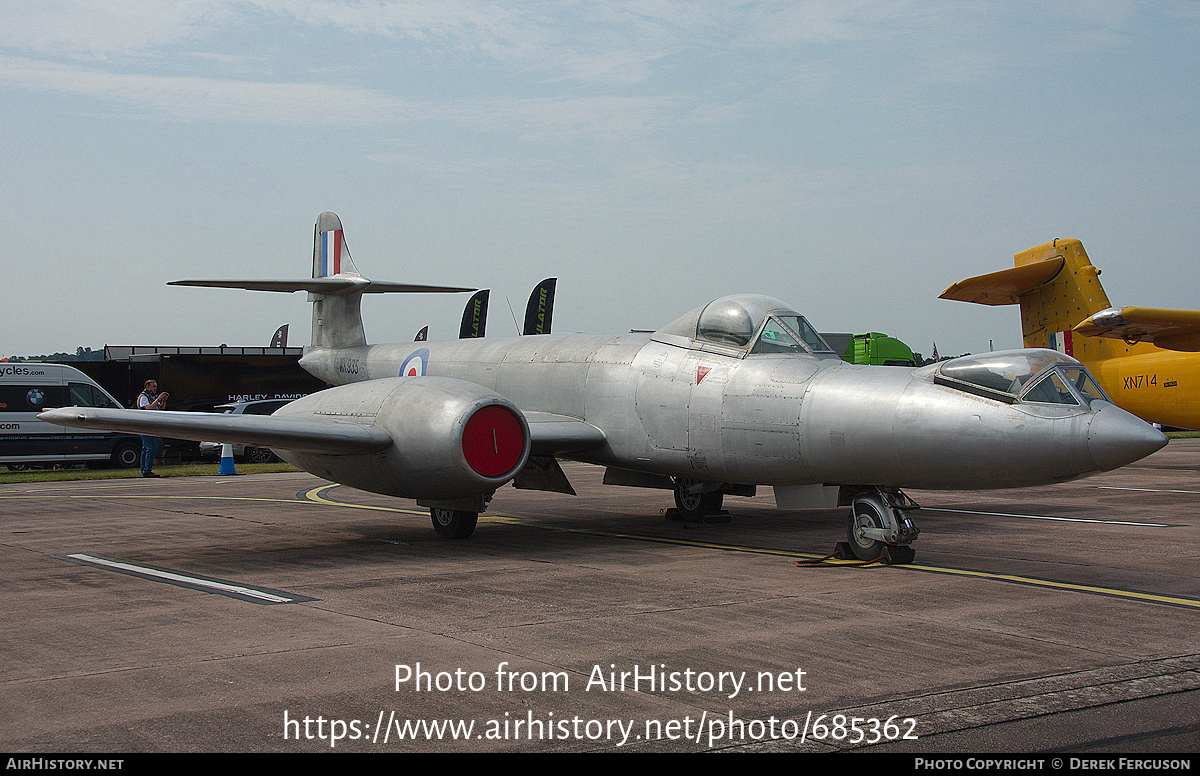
(1062, 367), (1110, 405)
(751, 319), (804, 354)
(775, 315), (835, 353)
(932, 349), (1105, 406)
(656, 294), (839, 358)
(1021, 372), (1079, 405)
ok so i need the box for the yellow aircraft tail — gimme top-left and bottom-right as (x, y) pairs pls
(942, 238), (1200, 429)
(941, 238), (1200, 357)
(940, 238), (1121, 364)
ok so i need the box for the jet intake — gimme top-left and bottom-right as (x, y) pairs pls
(276, 377), (531, 501)
(461, 404), (526, 477)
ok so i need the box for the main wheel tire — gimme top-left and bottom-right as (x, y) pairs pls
(245, 446), (277, 464)
(430, 508), (479, 539)
(673, 479), (724, 520)
(111, 440), (141, 469)
(847, 498), (888, 561)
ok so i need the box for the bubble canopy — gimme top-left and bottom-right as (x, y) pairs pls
(653, 294), (836, 356)
(924, 349), (1112, 407)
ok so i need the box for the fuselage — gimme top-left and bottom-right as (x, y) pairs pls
(300, 332), (1160, 492)
(1077, 346), (1200, 431)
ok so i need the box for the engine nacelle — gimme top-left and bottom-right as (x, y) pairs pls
(274, 377), (530, 501)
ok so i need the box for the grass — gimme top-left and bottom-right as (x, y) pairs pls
(0, 461), (300, 484)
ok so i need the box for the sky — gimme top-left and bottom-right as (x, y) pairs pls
(1, 1), (1197, 360)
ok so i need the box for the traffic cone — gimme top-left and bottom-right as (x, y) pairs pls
(218, 443), (237, 475)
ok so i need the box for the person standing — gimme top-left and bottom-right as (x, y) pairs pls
(137, 380), (168, 477)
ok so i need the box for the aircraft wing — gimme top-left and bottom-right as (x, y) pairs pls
(38, 408), (392, 455)
(524, 412), (605, 456)
(39, 407), (605, 458)
(1073, 307), (1200, 351)
(939, 256), (1065, 305)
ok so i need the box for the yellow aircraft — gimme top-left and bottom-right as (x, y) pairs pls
(940, 238), (1200, 430)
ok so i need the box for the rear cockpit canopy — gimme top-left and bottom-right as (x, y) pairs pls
(652, 294), (837, 358)
(919, 349), (1111, 407)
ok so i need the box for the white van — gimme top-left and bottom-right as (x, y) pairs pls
(0, 363), (141, 470)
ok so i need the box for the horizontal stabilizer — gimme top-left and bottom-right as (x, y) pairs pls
(38, 407), (392, 456)
(1073, 307), (1200, 352)
(169, 278), (473, 295)
(524, 411), (605, 456)
(939, 256), (1064, 306)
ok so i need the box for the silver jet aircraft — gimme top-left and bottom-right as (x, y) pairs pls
(41, 213), (1168, 563)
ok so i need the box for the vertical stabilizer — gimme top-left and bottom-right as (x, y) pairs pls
(941, 239), (1118, 362)
(311, 212), (369, 350)
(313, 212), (363, 279)
(1013, 239), (1114, 363)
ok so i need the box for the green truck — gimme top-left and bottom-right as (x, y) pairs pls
(842, 332), (917, 366)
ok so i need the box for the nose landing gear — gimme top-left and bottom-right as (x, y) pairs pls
(840, 489), (920, 564)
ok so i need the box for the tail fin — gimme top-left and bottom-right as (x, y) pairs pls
(945, 238), (1200, 357)
(310, 211), (369, 349)
(170, 212), (473, 352)
(313, 211), (363, 279)
(940, 238), (1117, 362)
(1011, 240), (1112, 358)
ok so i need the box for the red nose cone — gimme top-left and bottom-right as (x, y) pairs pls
(461, 405), (525, 477)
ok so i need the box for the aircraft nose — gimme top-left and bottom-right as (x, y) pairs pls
(1088, 402), (1168, 471)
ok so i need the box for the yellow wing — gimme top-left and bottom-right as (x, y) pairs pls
(1073, 307), (1200, 352)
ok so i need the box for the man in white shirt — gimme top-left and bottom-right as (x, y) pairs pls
(136, 380), (168, 477)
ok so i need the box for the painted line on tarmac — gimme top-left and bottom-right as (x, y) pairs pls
(0, 473), (313, 496)
(921, 506), (1172, 527)
(57, 553), (317, 604)
(896, 563), (1200, 610)
(1092, 485), (1200, 495)
(20, 482), (1193, 610)
(300, 483), (426, 515)
(299, 486), (1200, 611)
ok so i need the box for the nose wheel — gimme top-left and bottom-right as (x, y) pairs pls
(842, 490), (920, 564)
(430, 508), (479, 539)
(671, 478), (726, 522)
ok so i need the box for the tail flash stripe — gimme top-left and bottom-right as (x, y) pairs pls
(321, 230), (344, 277)
(1051, 330), (1074, 356)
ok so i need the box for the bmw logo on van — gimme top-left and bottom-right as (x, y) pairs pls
(26, 388), (45, 408)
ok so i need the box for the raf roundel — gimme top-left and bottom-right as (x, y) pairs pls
(399, 348), (429, 377)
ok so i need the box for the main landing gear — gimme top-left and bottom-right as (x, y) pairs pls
(429, 507), (479, 539)
(839, 489), (920, 564)
(670, 478), (727, 522)
(424, 492), (493, 539)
